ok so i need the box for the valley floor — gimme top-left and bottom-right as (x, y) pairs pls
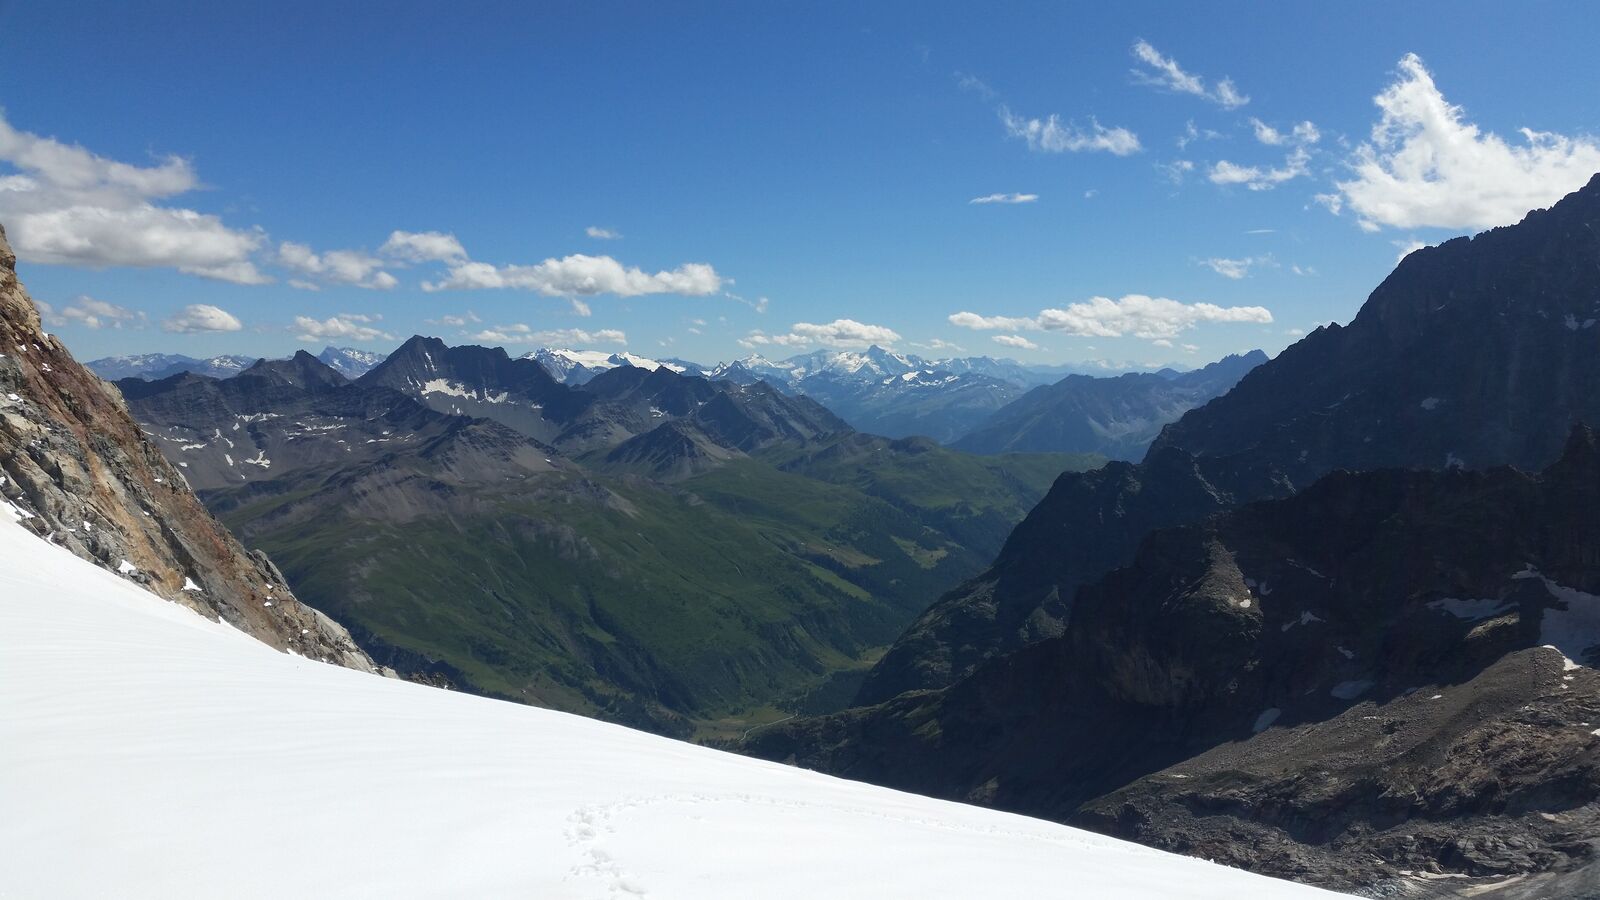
(0, 512), (1342, 899)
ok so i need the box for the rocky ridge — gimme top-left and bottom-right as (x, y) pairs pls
(0, 223), (378, 672)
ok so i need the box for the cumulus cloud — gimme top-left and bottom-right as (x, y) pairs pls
(1199, 255), (1273, 279)
(947, 311), (1037, 331)
(1320, 53), (1600, 232)
(380, 230), (467, 263)
(277, 241), (397, 290)
(291, 313), (393, 343)
(1000, 107), (1140, 156)
(0, 112), (269, 284)
(585, 226), (622, 240)
(740, 318), (902, 350)
(970, 192), (1039, 204)
(1250, 118), (1320, 147)
(1130, 40), (1249, 109)
(423, 253), (722, 297)
(36, 295), (144, 330)
(949, 294), (1272, 341)
(466, 324), (627, 346)
(162, 304), (243, 334)
(992, 334), (1039, 351)
(1209, 147), (1311, 191)
(570, 298), (592, 317)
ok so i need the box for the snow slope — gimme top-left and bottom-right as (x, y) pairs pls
(0, 515), (1342, 899)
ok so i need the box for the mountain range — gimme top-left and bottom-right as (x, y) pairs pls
(87, 345), (389, 381)
(951, 351), (1267, 460)
(743, 173), (1600, 896)
(115, 333), (1099, 736)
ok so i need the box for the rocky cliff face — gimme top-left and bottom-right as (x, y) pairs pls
(859, 174), (1600, 703)
(748, 427), (1600, 894)
(0, 223), (378, 672)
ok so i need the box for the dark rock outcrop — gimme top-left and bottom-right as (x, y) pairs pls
(749, 427), (1600, 893)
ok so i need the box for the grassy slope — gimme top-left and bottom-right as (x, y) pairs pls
(217, 439), (1102, 737)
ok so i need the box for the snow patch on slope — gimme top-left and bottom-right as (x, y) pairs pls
(0, 517), (1335, 899)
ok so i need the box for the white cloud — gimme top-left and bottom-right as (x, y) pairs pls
(1393, 238), (1429, 263)
(1157, 159), (1196, 184)
(947, 312), (1036, 331)
(466, 324), (627, 346)
(162, 304), (243, 334)
(1151, 338), (1173, 348)
(1199, 255), (1272, 279)
(970, 192), (1039, 204)
(570, 298), (592, 317)
(1324, 53), (1600, 231)
(423, 253), (722, 296)
(291, 313), (393, 343)
(1291, 264), (1317, 276)
(585, 226), (622, 240)
(426, 311), (481, 327)
(740, 318), (901, 350)
(0, 112), (269, 284)
(955, 72), (998, 102)
(912, 338), (965, 352)
(1131, 40), (1249, 109)
(277, 241), (397, 290)
(380, 230), (467, 263)
(725, 292), (770, 313)
(992, 334), (1039, 351)
(1250, 118), (1321, 147)
(1176, 120), (1223, 150)
(949, 294), (1272, 341)
(1209, 147), (1311, 191)
(37, 295), (144, 330)
(1000, 107), (1140, 156)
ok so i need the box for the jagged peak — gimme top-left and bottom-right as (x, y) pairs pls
(0, 222), (15, 274)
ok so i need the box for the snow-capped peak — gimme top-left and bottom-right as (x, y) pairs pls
(524, 347), (685, 384)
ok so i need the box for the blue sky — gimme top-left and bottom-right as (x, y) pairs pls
(3, 1), (1599, 368)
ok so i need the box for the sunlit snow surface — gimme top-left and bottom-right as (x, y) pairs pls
(0, 517), (1342, 899)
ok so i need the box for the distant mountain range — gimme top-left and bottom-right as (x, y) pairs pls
(90, 339), (1246, 458)
(524, 347), (705, 385)
(116, 334), (1099, 736)
(950, 351), (1266, 460)
(701, 345), (1251, 448)
(85, 352), (258, 381)
(87, 346), (389, 381)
